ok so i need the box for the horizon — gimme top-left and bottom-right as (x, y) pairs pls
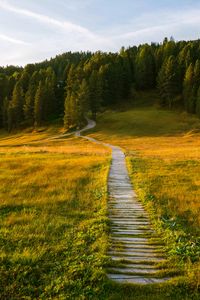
(0, 0), (200, 66)
(1, 37), (200, 68)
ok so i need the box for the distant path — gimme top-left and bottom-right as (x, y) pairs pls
(78, 119), (171, 284)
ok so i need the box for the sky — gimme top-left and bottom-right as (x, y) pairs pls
(0, 0), (200, 66)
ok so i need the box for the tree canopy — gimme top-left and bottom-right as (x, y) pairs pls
(1, 39), (200, 131)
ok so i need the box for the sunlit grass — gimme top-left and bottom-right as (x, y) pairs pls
(90, 104), (200, 230)
(1, 96), (199, 299)
(0, 124), (64, 146)
(89, 93), (200, 296)
(0, 132), (111, 299)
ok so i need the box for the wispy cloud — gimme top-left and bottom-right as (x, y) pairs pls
(0, 0), (200, 66)
(112, 8), (200, 43)
(0, 0), (96, 39)
(0, 33), (29, 45)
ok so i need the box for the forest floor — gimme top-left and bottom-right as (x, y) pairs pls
(0, 91), (200, 299)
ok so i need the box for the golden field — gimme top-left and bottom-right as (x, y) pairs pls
(0, 130), (111, 299)
(90, 103), (200, 231)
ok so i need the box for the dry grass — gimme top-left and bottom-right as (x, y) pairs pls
(0, 129), (111, 299)
(89, 96), (200, 293)
(89, 103), (200, 231)
(0, 100), (199, 298)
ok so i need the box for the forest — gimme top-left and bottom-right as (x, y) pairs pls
(0, 37), (200, 131)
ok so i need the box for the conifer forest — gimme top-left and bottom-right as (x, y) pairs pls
(1, 38), (200, 132)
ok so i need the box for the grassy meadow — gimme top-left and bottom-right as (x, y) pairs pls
(0, 92), (200, 299)
(0, 131), (112, 299)
(89, 92), (200, 296)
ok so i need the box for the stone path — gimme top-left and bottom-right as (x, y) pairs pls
(78, 119), (171, 285)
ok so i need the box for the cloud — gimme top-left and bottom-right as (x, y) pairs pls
(0, 33), (30, 45)
(0, 1), (200, 66)
(0, 0), (97, 39)
(111, 8), (200, 44)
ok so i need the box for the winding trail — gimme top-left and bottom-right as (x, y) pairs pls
(76, 119), (172, 284)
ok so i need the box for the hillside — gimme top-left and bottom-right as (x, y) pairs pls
(0, 91), (199, 299)
(1, 39), (200, 134)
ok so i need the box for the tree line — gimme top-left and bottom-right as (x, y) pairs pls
(1, 38), (200, 132)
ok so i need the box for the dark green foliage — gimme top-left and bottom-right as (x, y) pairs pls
(183, 64), (195, 113)
(158, 56), (181, 109)
(77, 79), (90, 123)
(135, 44), (155, 89)
(24, 71), (39, 125)
(1, 39), (200, 131)
(89, 70), (103, 120)
(64, 65), (86, 129)
(34, 81), (45, 127)
(43, 67), (56, 120)
(8, 81), (24, 131)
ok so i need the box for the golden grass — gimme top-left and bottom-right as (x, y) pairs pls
(0, 129), (111, 298)
(0, 105), (199, 298)
(90, 105), (200, 230)
(0, 123), (65, 146)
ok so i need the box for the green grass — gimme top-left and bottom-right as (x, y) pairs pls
(0, 136), (112, 299)
(89, 91), (200, 298)
(0, 91), (200, 299)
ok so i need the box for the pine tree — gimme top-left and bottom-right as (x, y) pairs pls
(76, 79), (90, 127)
(43, 67), (56, 120)
(64, 93), (72, 129)
(120, 54), (132, 99)
(64, 65), (78, 129)
(183, 63), (194, 113)
(157, 56), (181, 109)
(89, 70), (102, 120)
(24, 71), (39, 124)
(135, 45), (155, 89)
(9, 81), (24, 129)
(34, 81), (45, 127)
(64, 93), (78, 129)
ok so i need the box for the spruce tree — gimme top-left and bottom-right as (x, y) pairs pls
(44, 67), (56, 120)
(64, 65), (77, 129)
(24, 86), (36, 124)
(64, 93), (72, 129)
(76, 79), (90, 127)
(183, 64), (194, 113)
(34, 81), (45, 127)
(135, 45), (155, 90)
(9, 81), (24, 128)
(89, 70), (102, 120)
(157, 56), (181, 109)
(24, 71), (39, 124)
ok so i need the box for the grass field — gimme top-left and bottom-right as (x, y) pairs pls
(0, 92), (200, 299)
(91, 106), (200, 229)
(0, 132), (112, 299)
(89, 92), (200, 297)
